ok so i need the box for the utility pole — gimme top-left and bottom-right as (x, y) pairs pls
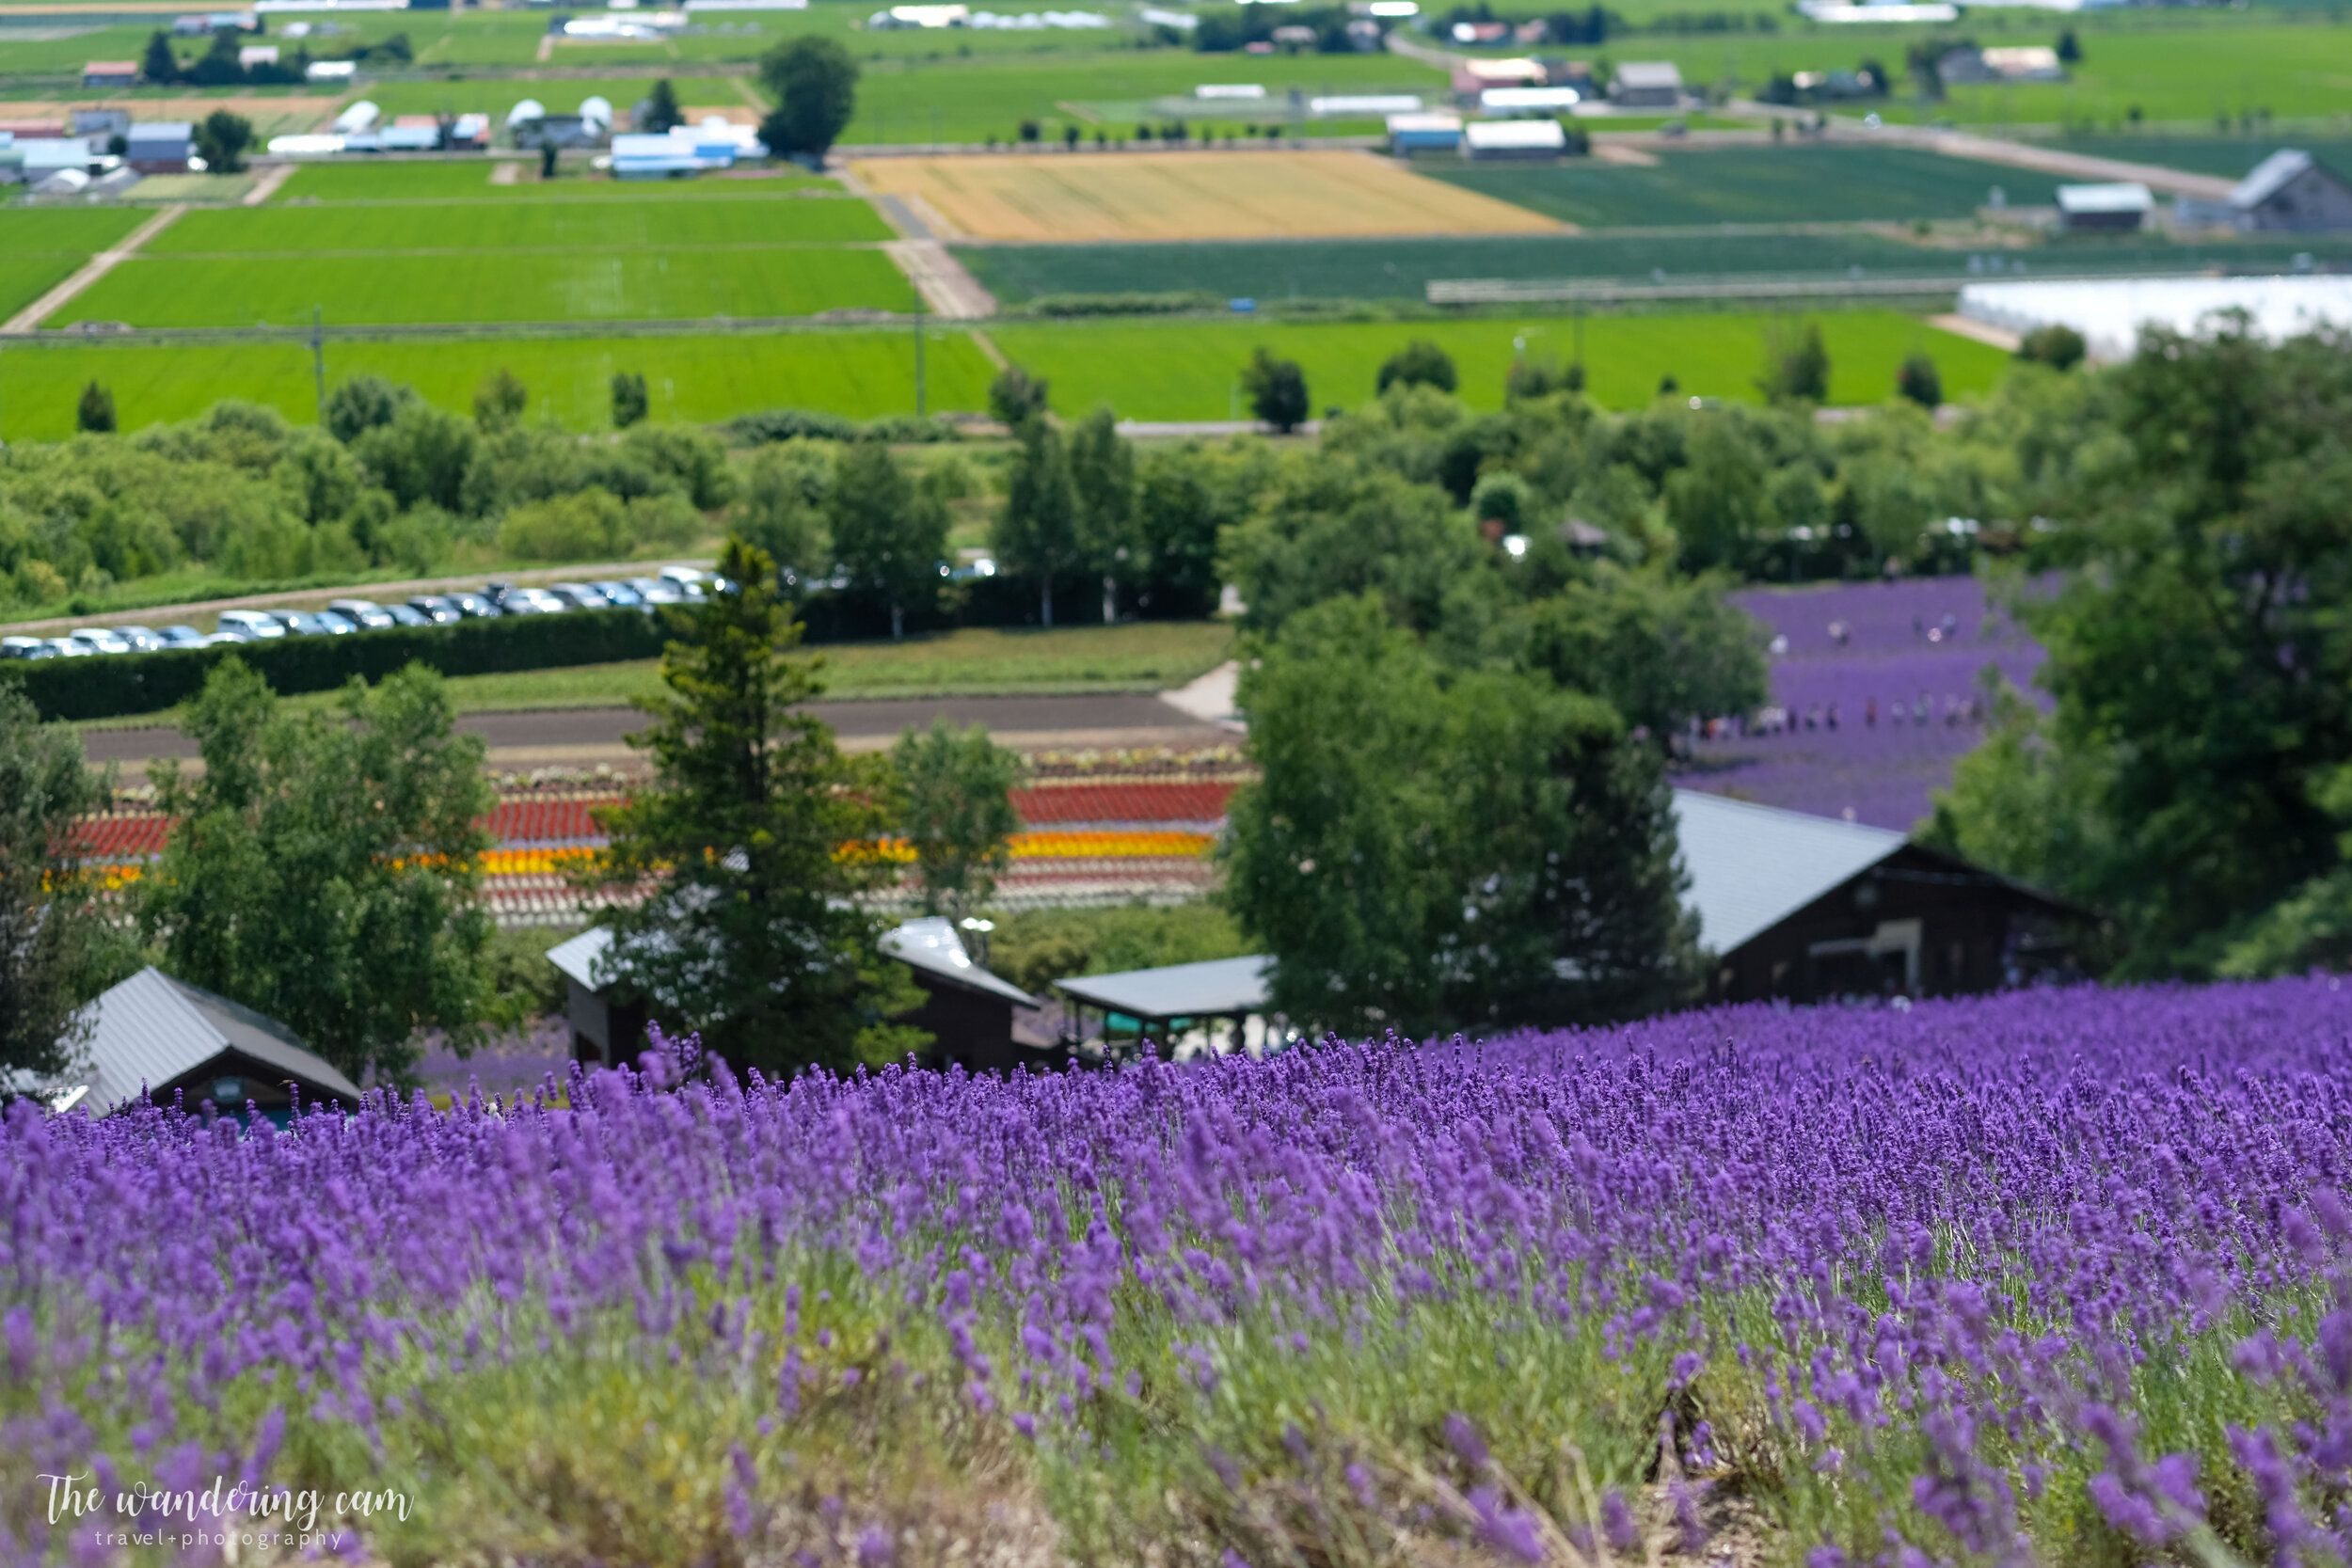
(914, 293), (926, 418)
(310, 306), (326, 427)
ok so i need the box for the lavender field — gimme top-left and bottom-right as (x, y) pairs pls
(5, 977), (2350, 1565)
(1677, 577), (2049, 831)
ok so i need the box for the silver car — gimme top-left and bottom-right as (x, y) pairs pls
(216, 611), (288, 641)
(327, 599), (397, 630)
(69, 628), (134, 656)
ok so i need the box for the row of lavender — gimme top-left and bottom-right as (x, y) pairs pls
(1678, 576), (2048, 830)
(3, 979), (2347, 1563)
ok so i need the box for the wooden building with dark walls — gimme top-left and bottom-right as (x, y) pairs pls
(548, 917), (1042, 1072)
(1674, 791), (2077, 1004)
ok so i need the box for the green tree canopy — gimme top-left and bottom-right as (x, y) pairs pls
(76, 382), (116, 435)
(757, 36), (859, 157)
(1376, 340), (1458, 396)
(1242, 346), (1311, 434)
(826, 437), (946, 639)
(1068, 405), (1137, 624)
(139, 660), (498, 1087)
(642, 78), (684, 134)
(1228, 594), (1698, 1039)
(890, 719), (1024, 926)
(1930, 324), (2352, 975)
(584, 537), (918, 1075)
(0, 689), (125, 1085)
(993, 414), (1081, 626)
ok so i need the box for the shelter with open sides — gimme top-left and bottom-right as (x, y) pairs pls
(37, 966), (363, 1119)
(1054, 955), (1275, 1060)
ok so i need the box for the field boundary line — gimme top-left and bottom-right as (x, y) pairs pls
(967, 327), (1009, 370)
(242, 165), (296, 206)
(5, 204), (187, 334)
(1928, 311), (2023, 353)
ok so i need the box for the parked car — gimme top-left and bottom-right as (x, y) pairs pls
(1, 636), (53, 659)
(499, 588), (568, 616)
(446, 592), (501, 619)
(41, 638), (92, 658)
(406, 595), (462, 626)
(326, 599), (396, 630)
(268, 611), (338, 637)
(385, 604), (433, 627)
(659, 566), (707, 590)
(312, 610), (358, 636)
(154, 626), (210, 649)
(215, 610), (287, 641)
(201, 632), (248, 647)
(588, 580), (644, 609)
(626, 577), (687, 605)
(68, 628), (134, 656)
(544, 583), (612, 611)
(112, 625), (166, 651)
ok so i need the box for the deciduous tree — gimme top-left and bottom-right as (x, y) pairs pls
(757, 37), (858, 158)
(0, 689), (122, 1086)
(890, 718), (1023, 926)
(826, 437), (946, 640)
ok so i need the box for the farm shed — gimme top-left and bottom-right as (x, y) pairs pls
(880, 917), (1050, 1072)
(33, 966), (363, 1119)
(2056, 182), (2151, 231)
(1462, 118), (1566, 159)
(1480, 86), (1582, 115)
(124, 121), (193, 173)
(2231, 150), (2352, 232)
(1607, 60), (1683, 107)
(82, 60), (139, 87)
(1675, 790), (2076, 1004)
(237, 44), (278, 67)
(548, 918), (1041, 1071)
(1386, 110), (1461, 152)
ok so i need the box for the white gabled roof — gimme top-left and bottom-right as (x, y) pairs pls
(56, 967), (362, 1117)
(2235, 149), (2316, 210)
(546, 925), (617, 990)
(1670, 789), (1905, 957)
(882, 916), (1038, 1006)
(2056, 181), (2152, 214)
(1056, 955), (1272, 1021)
(1612, 59), (1684, 88)
(1464, 118), (1566, 150)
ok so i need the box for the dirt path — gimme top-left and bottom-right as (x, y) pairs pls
(3, 203), (185, 333)
(1929, 311), (2023, 352)
(882, 239), (998, 317)
(1788, 117), (2239, 198)
(241, 164), (296, 205)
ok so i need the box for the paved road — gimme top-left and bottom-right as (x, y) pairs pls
(81, 692), (1232, 768)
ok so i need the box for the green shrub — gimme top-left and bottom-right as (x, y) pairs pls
(499, 487), (630, 562)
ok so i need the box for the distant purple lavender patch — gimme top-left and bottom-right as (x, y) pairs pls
(1673, 576), (2051, 830)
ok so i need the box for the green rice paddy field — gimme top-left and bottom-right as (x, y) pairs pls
(0, 328), (994, 440)
(989, 312), (2011, 418)
(0, 313), (1999, 439)
(148, 198), (892, 253)
(53, 248), (914, 328)
(268, 164), (841, 202)
(2032, 135), (2352, 179)
(1423, 148), (2066, 229)
(0, 207), (146, 320)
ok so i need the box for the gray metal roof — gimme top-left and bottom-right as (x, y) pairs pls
(1056, 955), (1272, 1021)
(2234, 149), (2317, 210)
(882, 917), (1038, 1007)
(127, 121), (192, 140)
(552, 918), (1037, 1006)
(1612, 60), (1684, 87)
(1670, 789), (1903, 957)
(546, 925), (615, 990)
(58, 967), (363, 1116)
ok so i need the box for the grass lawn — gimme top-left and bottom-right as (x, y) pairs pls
(1422, 147), (2065, 228)
(151, 197), (893, 253)
(223, 621), (1238, 716)
(0, 326), (992, 439)
(267, 162), (842, 202)
(989, 311), (2012, 416)
(963, 230), (1950, 305)
(2033, 134), (2352, 179)
(52, 246), (915, 327)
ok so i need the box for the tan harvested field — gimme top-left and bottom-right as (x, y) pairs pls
(850, 149), (1562, 243)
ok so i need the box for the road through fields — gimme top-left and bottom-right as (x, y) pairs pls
(78, 693), (1235, 769)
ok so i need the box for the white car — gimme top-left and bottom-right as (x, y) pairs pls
(68, 628), (134, 655)
(215, 610), (289, 640)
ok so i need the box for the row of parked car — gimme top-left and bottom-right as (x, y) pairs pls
(1, 568), (725, 661)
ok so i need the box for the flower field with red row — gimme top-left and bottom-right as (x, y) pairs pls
(6, 979), (2350, 1565)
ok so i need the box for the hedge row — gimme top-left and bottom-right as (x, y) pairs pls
(3, 610), (668, 723)
(6, 573), (1162, 722)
